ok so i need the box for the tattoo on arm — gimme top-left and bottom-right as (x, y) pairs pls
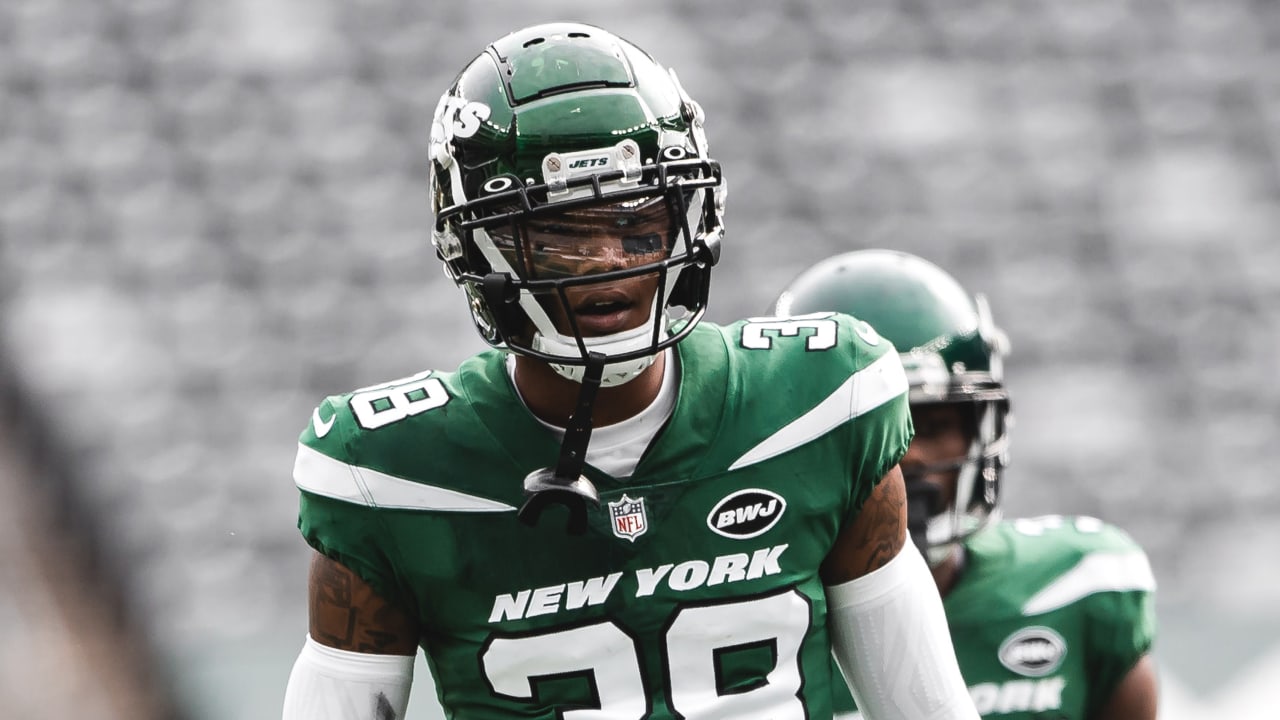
(821, 466), (909, 584)
(855, 470), (907, 574)
(308, 553), (418, 655)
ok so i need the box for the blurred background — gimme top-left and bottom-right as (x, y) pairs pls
(1, 0), (1277, 717)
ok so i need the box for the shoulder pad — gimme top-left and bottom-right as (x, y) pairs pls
(987, 516), (1156, 616)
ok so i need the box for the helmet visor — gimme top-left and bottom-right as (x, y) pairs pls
(490, 196), (677, 280)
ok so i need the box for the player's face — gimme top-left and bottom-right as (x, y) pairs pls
(505, 199), (675, 337)
(901, 403), (973, 507)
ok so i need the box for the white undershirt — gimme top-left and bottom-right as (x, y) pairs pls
(508, 351), (678, 477)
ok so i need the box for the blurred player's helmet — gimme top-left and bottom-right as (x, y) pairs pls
(430, 22), (725, 387)
(775, 250), (1011, 563)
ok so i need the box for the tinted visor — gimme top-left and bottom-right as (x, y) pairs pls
(490, 196), (677, 280)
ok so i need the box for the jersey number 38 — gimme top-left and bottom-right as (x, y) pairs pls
(480, 591), (813, 719)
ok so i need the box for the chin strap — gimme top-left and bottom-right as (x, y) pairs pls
(518, 354), (605, 535)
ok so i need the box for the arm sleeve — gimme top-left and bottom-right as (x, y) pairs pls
(282, 635), (414, 720)
(826, 542), (977, 720)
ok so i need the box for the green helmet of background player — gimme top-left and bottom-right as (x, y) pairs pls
(429, 22), (726, 387)
(775, 249), (1011, 564)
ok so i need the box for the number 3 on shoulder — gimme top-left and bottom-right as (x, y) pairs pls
(741, 313), (840, 351)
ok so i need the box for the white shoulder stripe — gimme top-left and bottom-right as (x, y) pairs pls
(293, 443), (516, 512)
(1022, 550), (1156, 615)
(728, 350), (908, 471)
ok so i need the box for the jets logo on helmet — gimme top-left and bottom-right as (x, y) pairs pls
(542, 140), (642, 200)
(431, 96), (491, 155)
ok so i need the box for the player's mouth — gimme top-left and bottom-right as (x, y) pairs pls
(572, 292), (639, 335)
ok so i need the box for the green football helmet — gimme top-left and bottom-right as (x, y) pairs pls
(775, 249), (1011, 561)
(429, 23), (725, 387)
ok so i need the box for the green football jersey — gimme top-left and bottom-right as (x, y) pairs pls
(293, 313), (912, 719)
(832, 515), (1156, 719)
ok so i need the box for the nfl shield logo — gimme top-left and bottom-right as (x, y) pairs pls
(608, 494), (648, 542)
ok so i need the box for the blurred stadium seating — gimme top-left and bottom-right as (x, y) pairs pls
(0, 0), (1277, 717)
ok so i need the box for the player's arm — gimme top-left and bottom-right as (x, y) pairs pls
(821, 466), (979, 720)
(1072, 520), (1157, 720)
(819, 464), (908, 583)
(282, 552), (420, 720)
(306, 552), (419, 654)
(1093, 654), (1158, 720)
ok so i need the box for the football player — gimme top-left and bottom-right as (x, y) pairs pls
(282, 23), (978, 720)
(775, 249), (1158, 720)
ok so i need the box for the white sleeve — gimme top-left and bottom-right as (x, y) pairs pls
(825, 542), (978, 720)
(282, 634), (415, 720)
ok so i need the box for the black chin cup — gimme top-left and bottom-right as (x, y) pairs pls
(518, 469), (601, 536)
(904, 475), (944, 554)
(516, 354), (606, 536)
